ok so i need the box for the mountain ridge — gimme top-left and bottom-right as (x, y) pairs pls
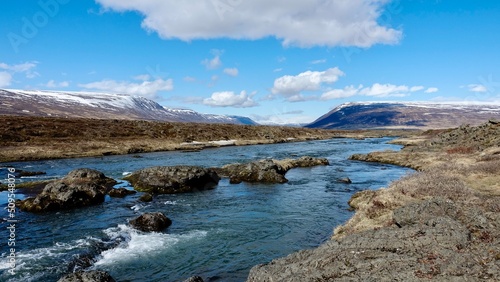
(0, 89), (257, 125)
(306, 101), (500, 129)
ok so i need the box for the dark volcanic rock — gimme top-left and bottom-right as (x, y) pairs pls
(108, 188), (137, 198)
(247, 198), (500, 281)
(183, 276), (204, 282)
(124, 166), (220, 194)
(18, 168), (116, 212)
(139, 192), (153, 202)
(338, 177), (352, 184)
(217, 156), (329, 184)
(58, 270), (116, 282)
(220, 159), (288, 184)
(18, 170), (46, 177)
(129, 212), (172, 232)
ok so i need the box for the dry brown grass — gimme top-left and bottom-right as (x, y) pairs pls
(391, 168), (476, 202)
(333, 155), (499, 240)
(446, 146), (476, 154)
(0, 115), (417, 162)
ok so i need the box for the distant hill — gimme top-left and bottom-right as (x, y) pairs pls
(306, 102), (500, 129)
(0, 89), (258, 125)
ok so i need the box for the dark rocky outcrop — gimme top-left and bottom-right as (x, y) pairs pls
(18, 170), (46, 177)
(216, 156), (329, 184)
(58, 270), (116, 282)
(139, 193), (153, 202)
(218, 159), (288, 184)
(124, 166), (220, 194)
(129, 212), (172, 232)
(247, 198), (500, 281)
(108, 187), (137, 198)
(338, 177), (352, 184)
(18, 169), (116, 212)
(183, 276), (204, 282)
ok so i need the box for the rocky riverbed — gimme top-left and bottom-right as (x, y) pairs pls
(247, 121), (500, 281)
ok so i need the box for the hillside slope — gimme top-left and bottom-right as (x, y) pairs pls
(0, 89), (257, 125)
(306, 102), (500, 129)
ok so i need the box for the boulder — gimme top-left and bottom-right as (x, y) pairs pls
(58, 271), (116, 282)
(18, 168), (116, 212)
(338, 177), (352, 184)
(217, 156), (329, 184)
(139, 193), (153, 202)
(129, 212), (172, 232)
(183, 276), (204, 282)
(108, 188), (137, 198)
(277, 156), (329, 170)
(219, 159), (288, 184)
(124, 166), (220, 194)
(18, 170), (46, 177)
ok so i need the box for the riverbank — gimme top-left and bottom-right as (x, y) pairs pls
(0, 115), (415, 162)
(248, 120), (500, 281)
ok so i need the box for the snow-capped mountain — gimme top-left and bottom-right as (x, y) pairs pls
(0, 89), (257, 125)
(306, 101), (500, 129)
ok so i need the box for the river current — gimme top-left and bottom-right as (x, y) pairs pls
(0, 138), (412, 282)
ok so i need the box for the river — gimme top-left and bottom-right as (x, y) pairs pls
(0, 138), (412, 282)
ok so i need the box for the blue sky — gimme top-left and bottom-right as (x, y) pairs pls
(1, 0), (499, 124)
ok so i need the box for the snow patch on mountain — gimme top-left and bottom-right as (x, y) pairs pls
(0, 89), (257, 125)
(307, 101), (500, 129)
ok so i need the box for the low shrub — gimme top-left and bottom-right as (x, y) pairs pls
(391, 170), (475, 203)
(446, 146), (475, 154)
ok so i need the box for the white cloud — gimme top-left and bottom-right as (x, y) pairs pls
(134, 74), (151, 81)
(96, 0), (402, 48)
(0, 72), (12, 87)
(0, 62), (37, 73)
(202, 55), (221, 70)
(310, 59), (327, 64)
(203, 90), (258, 108)
(425, 87), (439, 93)
(79, 78), (173, 98)
(359, 83), (410, 97)
(0, 61), (39, 79)
(271, 68), (344, 100)
(45, 80), (70, 88)
(251, 113), (314, 125)
(223, 68), (239, 77)
(321, 83), (430, 100)
(184, 76), (196, 82)
(273, 68), (283, 73)
(277, 56), (286, 63)
(321, 85), (362, 100)
(467, 84), (488, 93)
(410, 86), (424, 92)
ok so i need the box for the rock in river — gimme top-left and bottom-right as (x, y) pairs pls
(18, 168), (116, 212)
(139, 192), (153, 202)
(58, 270), (116, 282)
(216, 156), (329, 184)
(218, 159), (288, 184)
(108, 187), (137, 198)
(123, 166), (220, 194)
(129, 212), (172, 232)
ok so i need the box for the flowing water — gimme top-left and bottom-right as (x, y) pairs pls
(0, 138), (412, 282)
